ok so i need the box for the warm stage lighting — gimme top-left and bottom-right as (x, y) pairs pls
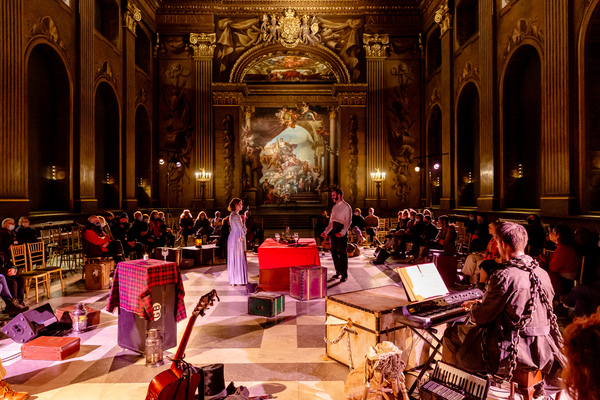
(414, 165), (420, 172)
(433, 163), (440, 170)
(158, 158), (165, 165)
(175, 161), (182, 168)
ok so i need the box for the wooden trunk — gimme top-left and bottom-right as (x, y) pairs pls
(85, 260), (113, 290)
(326, 285), (436, 369)
(289, 265), (327, 301)
(21, 336), (80, 361)
(248, 293), (285, 317)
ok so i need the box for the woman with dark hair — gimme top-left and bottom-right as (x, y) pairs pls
(227, 198), (247, 286)
(194, 211), (213, 239)
(562, 311), (600, 400)
(541, 224), (581, 297)
(525, 214), (547, 256)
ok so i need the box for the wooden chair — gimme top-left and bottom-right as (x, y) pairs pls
(13, 244), (49, 304)
(27, 241), (64, 294)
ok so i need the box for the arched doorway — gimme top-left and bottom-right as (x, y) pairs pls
(27, 44), (71, 212)
(94, 82), (120, 209)
(502, 45), (541, 209)
(135, 106), (152, 207)
(428, 105), (443, 206)
(456, 82), (480, 207)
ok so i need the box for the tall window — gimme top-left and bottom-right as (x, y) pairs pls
(456, 0), (479, 46)
(585, 5), (600, 211)
(94, 0), (119, 45)
(427, 27), (442, 76)
(135, 28), (151, 75)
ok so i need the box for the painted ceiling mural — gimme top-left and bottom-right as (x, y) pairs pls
(243, 55), (336, 83)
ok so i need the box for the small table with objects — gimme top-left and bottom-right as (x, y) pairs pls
(107, 259), (186, 353)
(258, 238), (321, 292)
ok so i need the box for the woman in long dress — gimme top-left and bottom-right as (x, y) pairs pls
(227, 198), (248, 285)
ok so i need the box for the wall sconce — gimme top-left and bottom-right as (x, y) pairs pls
(433, 162), (440, 170)
(517, 163), (523, 178)
(414, 162), (424, 172)
(105, 173), (115, 185)
(468, 172), (473, 184)
(195, 168), (212, 182)
(158, 158), (165, 165)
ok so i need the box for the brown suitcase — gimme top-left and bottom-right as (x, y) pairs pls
(21, 336), (80, 361)
(85, 260), (113, 290)
(55, 305), (101, 327)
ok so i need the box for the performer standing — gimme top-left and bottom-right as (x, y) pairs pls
(321, 188), (352, 282)
(227, 198), (247, 286)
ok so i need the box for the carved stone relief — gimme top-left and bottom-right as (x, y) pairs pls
(124, 3), (142, 34)
(363, 33), (389, 58)
(96, 61), (119, 89)
(388, 62), (416, 202)
(136, 88), (147, 106)
(161, 63), (194, 201)
(428, 87), (441, 109)
(189, 33), (216, 57)
(27, 16), (67, 57)
(223, 114), (235, 201)
(434, 0), (452, 36)
(347, 114), (358, 204)
(458, 62), (480, 86)
(503, 17), (544, 62)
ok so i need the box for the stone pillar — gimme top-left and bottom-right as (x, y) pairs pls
(78, 0), (97, 213)
(435, 1), (455, 210)
(363, 33), (389, 205)
(0, 0), (27, 215)
(477, 0), (498, 211)
(122, 3), (141, 212)
(190, 33), (216, 210)
(541, 1), (574, 216)
(329, 107), (338, 186)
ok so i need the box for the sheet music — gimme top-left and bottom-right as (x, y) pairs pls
(396, 262), (449, 302)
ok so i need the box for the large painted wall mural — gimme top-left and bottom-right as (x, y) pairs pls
(241, 104), (329, 204)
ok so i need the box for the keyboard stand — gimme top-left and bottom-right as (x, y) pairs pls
(403, 324), (444, 398)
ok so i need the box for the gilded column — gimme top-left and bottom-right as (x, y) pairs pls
(477, 0), (496, 210)
(329, 107), (338, 186)
(0, 0), (26, 211)
(435, 1), (455, 209)
(122, 3), (141, 212)
(190, 33), (216, 209)
(78, 0), (96, 212)
(541, 1), (572, 216)
(363, 33), (389, 203)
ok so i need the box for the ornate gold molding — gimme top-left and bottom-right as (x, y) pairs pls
(124, 3), (142, 34)
(336, 92), (367, 106)
(458, 62), (480, 86)
(213, 92), (243, 106)
(363, 33), (389, 58)
(26, 16), (66, 53)
(242, 105), (255, 119)
(428, 87), (441, 109)
(189, 33), (216, 58)
(434, 0), (452, 36)
(503, 17), (544, 62)
(96, 61), (119, 88)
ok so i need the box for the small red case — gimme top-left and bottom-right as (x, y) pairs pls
(21, 336), (80, 361)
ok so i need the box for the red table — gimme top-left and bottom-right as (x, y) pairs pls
(258, 238), (321, 291)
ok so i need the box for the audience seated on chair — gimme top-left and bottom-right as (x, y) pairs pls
(81, 216), (124, 262)
(539, 224), (580, 299)
(0, 218), (20, 265)
(364, 208), (379, 246)
(211, 211), (223, 236)
(178, 209), (195, 246)
(110, 213), (143, 260)
(14, 217), (39, 244)
(411, 215), (455, 264)
(350, 208), (366, 245)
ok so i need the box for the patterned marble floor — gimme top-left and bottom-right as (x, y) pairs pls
(0, 245), (568, 400)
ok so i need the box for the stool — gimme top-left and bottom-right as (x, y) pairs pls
(427, 248), (444, 261)
(509, 369), (542, 400)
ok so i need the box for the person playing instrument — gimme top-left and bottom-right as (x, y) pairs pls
(442, 222), (565, 397)
(321, 188), (352, 282)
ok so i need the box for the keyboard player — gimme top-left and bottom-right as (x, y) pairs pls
(442, 222), (565, 396)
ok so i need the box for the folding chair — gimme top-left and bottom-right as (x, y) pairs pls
(28, 241), (64, 294)
(13, 244), (49, 304)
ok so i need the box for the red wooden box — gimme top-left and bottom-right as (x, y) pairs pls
(289, 265), (327, 301)
(21, 336), (80, 361)
(55, 305), (101, 328)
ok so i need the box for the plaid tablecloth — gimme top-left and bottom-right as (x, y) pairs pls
(107, 259), (186, 322)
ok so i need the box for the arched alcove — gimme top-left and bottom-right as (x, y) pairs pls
(27, 44), (71, 212)
(428, 105), (443, 206)
(583, 2), (600, 211)
(456, 82), (480, 207)
(135, 105), (152, 207)
(502, 44), (542, 209)
(94, 82), (120, 209)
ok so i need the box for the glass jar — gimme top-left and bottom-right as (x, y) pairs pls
(145, 328), (164, 366)
(71, 303), (87, 333)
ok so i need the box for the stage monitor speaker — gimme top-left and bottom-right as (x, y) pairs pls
(1, 303), (58, 343)
(373, 247), (391, 264)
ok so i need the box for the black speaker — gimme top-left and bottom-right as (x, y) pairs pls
(373, 247), (391, 264)
(1, 303), (58, 343)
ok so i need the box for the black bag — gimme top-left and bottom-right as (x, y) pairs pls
(331, 221), (344, 235)
(373, 247), (391, 264)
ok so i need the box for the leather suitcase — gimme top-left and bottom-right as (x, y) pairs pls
(152, 247), (182, 266)
(21, 336), (80, 361)
(55, 305), (101, 328)
(248, 293), (285, 317)
(85, 260), (113, 290)
(289, 265), (327, 301)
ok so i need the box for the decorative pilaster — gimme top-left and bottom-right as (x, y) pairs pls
(436, 4), (455, 210)
(363, 33), (389, 203)
(477, 0), (497, 210)
(122, 2), (141, 211)
(541, 1), (573, 216)
(0, 0), (26, 212)
(78, 0), (96, 212)
(191, 33), (216, 209)
(329, 107), (338, 186)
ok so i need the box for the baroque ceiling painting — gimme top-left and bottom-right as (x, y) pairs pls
(242, 55), (336, 83)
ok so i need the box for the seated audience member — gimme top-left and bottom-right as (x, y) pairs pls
(0, 253), (26, 307)
(314, 210), (329, 245)
(0, 357), (29, 399)
(540, 224), (580, 298)
(350, 208), (366, 245)
(218, 216), (230, 260)
(443, 222), (565, 396)
(525, 214), (546, 256)
(157, 211), (175, 247)
(398, 210), (423, 256)
(98, 216), (114, 241)
(461, 220), (502, 285)
(179, 209), (195, 245)
(15, 217), (39, 244)
(410, 214), (439, 258)
(422, 208), (434, 221)
(465, 212), (477, 235)
(211, 211), (223, 236)
(469, 214), (491, 253)
(562, 310), (600, 400)
(0, 272), (28, 315)
(81, 215), (124, 262)
(412, 215), (456, 263)
(382, 210), (410, 252)
(0, 218), (19, 264)
(364, 208), (379, 246)
(108, 213), (143, 260)
(148, 210), (163, 246)
(194, 211), (213, 240)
